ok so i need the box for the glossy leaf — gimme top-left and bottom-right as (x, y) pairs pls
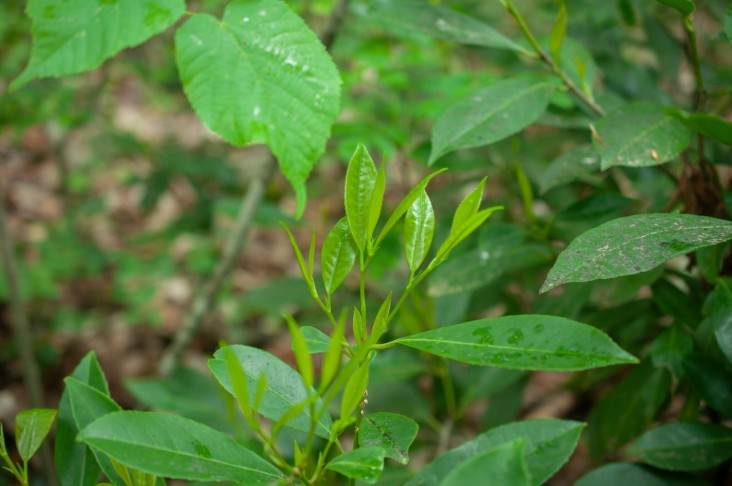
(321, 218), (357, 295)
(656, 0), (695, 16)
(670, 110), (732, 146)
(368, 162), (386, 243)
(575, 462), (710, 486)
(404, 190), (435, 272)
(593, 102), (690, 170)
(396, 315), (637, 371)
(11, 0), (185, 90)
(15, 408), (57, 462)
(450, 178), (486, 236)
(541, 214), (732, 293)
(325, 447), (385, 484)
(341, 362), (369, 419)
(209, 345), (332, 438)
(358, 413), (419, 465)
(345, 144), (378, 250)
(629, 422), (732, 471)
(407, 419), (584, 486)
(430, 77), (557, 164)
(175, 0), (341, 215)
(441, 439), (531, 486)
(433, 206), (504, 265)
(78, 411), (284, 483)
(299, 326), (330, 353)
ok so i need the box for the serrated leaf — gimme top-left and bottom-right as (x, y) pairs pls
(321, 218), (357, 295)
(540, 145), (601, 194)
(442, 439), (531, 486)
(326, 447), (385, 484)
(299, 326), (330, 353)
(669, 110), (732, 146)
(593, 102), (691, 170)
(396, 315), (636, 371)
(345, 144), (378, 250)
(358, 413), (418, 465)
(629, 422), (732, 471)
(16, 408), (57, 462)
(407, 419), (584, 486)
(78, 411), (284, 484)
(404, 191), (435, 273)
(541, 214), (732, 293)
(656, 0), (695, 16)
(430, 77), (557, 163)
(175, 0), (341, 215)
(209, 345), (332, 438)
(11, 0), (185, 90)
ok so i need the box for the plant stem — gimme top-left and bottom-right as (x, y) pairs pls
(684, 14), (706, 160)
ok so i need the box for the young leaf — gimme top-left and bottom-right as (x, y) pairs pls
(15, 408), (57, 462)
(325, 446), (385, 484)
(430, 77), (557, 164)
(726, 4), (732, 44)
(407, 419), (584, 486)
(575, 462), (708, 486)
(285, 315), (314, 388)
(396, 315), (637, 371)
(404, 190), (435, 273)
(629, 422), (732, 471)
(11, 0), (186, 90)
(340, 362), (369, 419)
(281, 223), (318, 297)
(549, 3), (567, 66)
(358, 412), (418, 465)
(345, 144), (378, 250)
(441, 439), (531, 486)
(656, 0), (695, 16)
(175, 0), (341, 216)
(368, 162), (387, 244)
(433, 206), (504, 265)
(78, 411), (284, 484)
(299, 326), (331, 354)
(353, 307), (365, 344)
(320, 322), (344, 389)
(321, 218), (357, 296)
(209, 345), (332, 438)
(369, 293), (392, 343)
(450, 178), (486, 236)
(541, 214), (732, 293)
(593, 102), (691, 170)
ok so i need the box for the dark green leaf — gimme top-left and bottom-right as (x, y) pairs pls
(404, 190), (435, 273)
(345, 144), (378, 250)
(441, 439), (531, 486)
(629, 422), (732, 471)
(540, 144), (602, 194)
(650, 325), (693, 375)
(325, 447), (385, 484)
(299, 326), (331, 353)
(709, 285), (732, 365)
(575, 462), (710, 486)
(541, 214), (732, 293)
(681, 355), (732, 417)
(79, 411), (284, 483)
(358, 413), (418, 465)
(655, 0), (695, 16)
(321, 218), (357, 295)
(396, 315), (637, 371)
(15, 408), (56, 462)
(670, 110), (732, 146)
(726, 5), (732, 44)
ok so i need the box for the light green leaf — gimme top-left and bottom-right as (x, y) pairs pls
(209, 345), (332, 438)
(78, 411), (284, 484)
(286, 315), (314, 388)
(541, 214), (732, 293)
(11, 0), (185, 90)
(326, 447), (385, 484)
(396, 315), (636, 371)
(299, 326), (331, 354)
(549, 3), (567, 66)
(433, 205), (504, 265)
(404, 190), (435, 273)
(540, 144), (602, 194)
(442, 439), (531, 486)
(406, 419), (584, 486)
(175, 0), (341, 215)
(320, 322), (344, 388)
(368, 162), (386, 244)
(629, 422), (732, 471)
(669, 110), (732, 146)
(321, 218), (357, 295)
(709, 285), (732, 365)
(341, 362), (369, 419)
(451, 178), (486, 236)
(358, 412), (418, 465)
(656, 0), (695, 16)
(369, 293), (392, 343)
(726, 5), (732, 44)
(593, 102), (691, 170)
(430, 77), (557, 164)
(16, 408), (57, 462)
(575, 462), (710, 486)
(345, 144), (378, 250)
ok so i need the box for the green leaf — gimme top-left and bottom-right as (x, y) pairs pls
(629, 422), (732, 471)
(363, 0), (531, 55)
(541, 214), (732, 292)
(404, 190), (435, 273)
(430, 77), (557, 164)
(433, 206), (504, 265)
(726, 5), (732, 44)
(540, 144), (601, 194)
(709, 285), (732, 365)
(55, 352), (109, 486)
(358, 413), (419, 465)
(406, 419), (584, 486)
(78, 411), (284, 484)
(175, 0), (341, 215)
(593, 102), (691, 170)
(209, 345), (332, 438)
(345, 144), (378, 250)
(325, 446), (385, 484)
(15, 408), (57, 462)
(341, 362), (369, 419)
(299, 326), (331, 353)
(281, 223), (316, 296)
(320, 321), (344, 388)
(669, 110), (732, 146)
(681, 355), (732, 417)
(575, 462), (711, 486)
(369, 293), (392, 343)
(655, 0), (695, 16)
(321, 218), (357, 295)
(451, 178), (486, 236)
(286, 315), (314, 388)
(396, 315), (636, 371)
(11, 0), (185, 90)
(442, 439), (531, 486)
(369, 162), (387, 244)
(549, 3), (567, 66)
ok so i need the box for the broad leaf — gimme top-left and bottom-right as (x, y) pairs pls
(175, 0), (341, 215)
(629, 422), (732, 471)
(540, 145), (602, 194)
(209, 345), (332, 438)
(11, 0), (185, 90)
(549, 3), (567, 66)
(681, 355), (732, 417)
(670, 110), (732, 146)
(406, 419), (584, 486)
(321, 218), (357, 295)
(430, 77), (557, 164)
(358, 413), (419, 465)
(15, 408), (57, 462)
(541, 214), (732, 293)
(656, 0), (695, 16)
(593, 102), (690, 170)
(345, 144), (378, 250)
(575, 462), (710, 486)
(441, 439), (531, 486)
(404, 190), (435, 272)
(299, 326), (331, 353)
(325, 447), (385, 484)
(396, 315), (637, 371)
(78, 411), (284, 484)
(708, 285), (732, 365)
